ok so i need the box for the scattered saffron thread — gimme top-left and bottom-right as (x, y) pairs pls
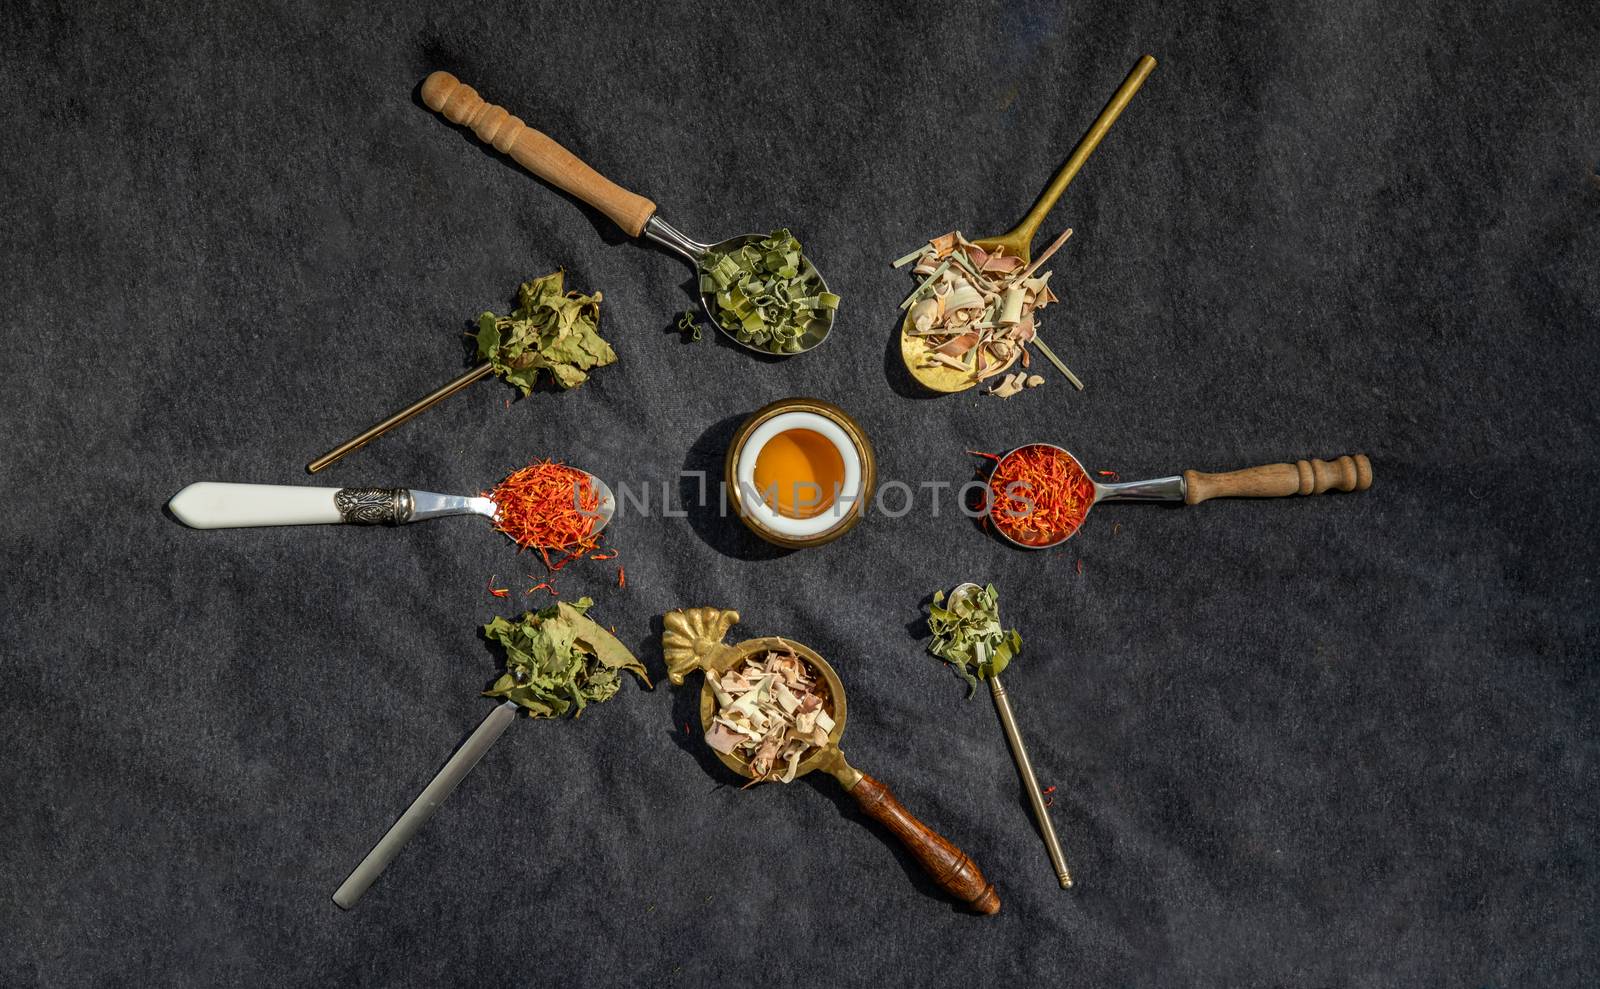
(1041, 784), (1056, 807)
(1075, 559), (1083, 576)
(1097, 469), (1120, 481)
(617, 567), (626, 588)
(526, 581), (557, 597)
(487, 576), (510, 599)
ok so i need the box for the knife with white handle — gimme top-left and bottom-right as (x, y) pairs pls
(166, 479), (614, 530)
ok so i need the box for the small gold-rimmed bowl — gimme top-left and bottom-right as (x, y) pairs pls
(724, 397), (876, 549)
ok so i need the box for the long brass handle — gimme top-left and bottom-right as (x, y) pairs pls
(307, 362), (494, 474)
(990, 675), (1072, 888)
(997, 54), (1157, 253)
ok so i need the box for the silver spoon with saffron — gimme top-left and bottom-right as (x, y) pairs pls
(985, 443), (1374, 549)
(167, 473), (614, 534)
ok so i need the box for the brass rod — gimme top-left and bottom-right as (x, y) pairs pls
(307, 362), (495, 474)
(1000, 53), (1158, 254)
(990, 674), (1072, 888)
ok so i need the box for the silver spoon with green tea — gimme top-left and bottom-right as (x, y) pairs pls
(984, 443), (1374, 549)
(421, 72), (838, 357)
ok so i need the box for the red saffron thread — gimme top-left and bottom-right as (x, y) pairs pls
(1097, 469), (1120, 481)
(487, 575), (510, 599)
(487, 460), (606, 570)
(526, 582), (557, 597)
(617, 566), (625, 588)
(988, 445), (1095, 546)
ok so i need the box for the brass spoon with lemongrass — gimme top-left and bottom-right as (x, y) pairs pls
(662, 607), (1001, 914)
(898, 55), (1158, 394)
(983, 443), (1374, 550)
(932, 582), (1072, 889)
(421, 72), (839, 358)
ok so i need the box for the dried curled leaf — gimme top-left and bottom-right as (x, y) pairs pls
(476, 270), (617, 395)
(483, 597), (651, 718)
(925, 584), (1021, 697)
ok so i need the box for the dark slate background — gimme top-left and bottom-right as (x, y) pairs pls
(3, 0), (1597, 984)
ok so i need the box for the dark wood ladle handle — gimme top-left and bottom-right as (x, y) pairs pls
(849, 772), (1000, 914)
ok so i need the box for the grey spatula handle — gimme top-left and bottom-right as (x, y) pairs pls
(333, 702), (518, 909)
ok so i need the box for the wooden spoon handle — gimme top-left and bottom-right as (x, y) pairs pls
(1183, 454), (1373, 505)
(420, 71), (657, 237)
(849, 773), (1000, 914)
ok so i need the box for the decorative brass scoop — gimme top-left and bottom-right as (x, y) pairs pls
(663, 608), (1001, 914)
(900, 55), (1157, 394)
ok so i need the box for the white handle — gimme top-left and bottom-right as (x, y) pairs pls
(168, 482), (345, 528)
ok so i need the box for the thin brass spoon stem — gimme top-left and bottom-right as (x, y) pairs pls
(990, 673), (1072, 888)
(307, 362), (494, 474)
(977, 53), (1157, 261)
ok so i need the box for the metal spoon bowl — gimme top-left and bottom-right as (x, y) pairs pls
(984, 443), (1182, 549)
(645, 219), (835, 356)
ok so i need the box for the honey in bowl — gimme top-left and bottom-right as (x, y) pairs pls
(751, 428), (846, 519)
(726, 398), (876, 549)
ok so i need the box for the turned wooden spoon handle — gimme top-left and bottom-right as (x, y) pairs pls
(420, 71), (657, 237)
(848, 772), (1000, 914)
(1183, 454), (1373, 505)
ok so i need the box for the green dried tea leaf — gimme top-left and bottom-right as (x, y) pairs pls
(482, 597), (650, 718)
(474, 270), (618, 396)
(925, 583), (1022, 698)
(672, 309), (703, 342)
(697, 229), (834, 354)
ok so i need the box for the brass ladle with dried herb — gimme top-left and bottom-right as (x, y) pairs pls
(928, 583), (1071, 889)
(308, 270), (616, 473)
(898, 55), (1157, 394)
(421, 72), (838, 357)
(663, 607), (1000, 914)
(333, 599), (650, 909)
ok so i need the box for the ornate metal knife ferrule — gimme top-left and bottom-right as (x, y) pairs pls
(334, 487), (414, 525)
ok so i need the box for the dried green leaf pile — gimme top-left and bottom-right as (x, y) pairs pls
(475, 270), (617, 394)
(926, 583), (1022, 696)
(483, 598), (650, 718)
(698, 229), (839, 354)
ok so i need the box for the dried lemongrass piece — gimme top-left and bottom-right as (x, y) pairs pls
(705, 646), (835, 784)
(894, 228), (1084, 395)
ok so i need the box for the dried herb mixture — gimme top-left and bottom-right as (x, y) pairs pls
(483, 598), (650, 718)
(926, 583), (1022, 696)
(475, 270), (617, 394)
